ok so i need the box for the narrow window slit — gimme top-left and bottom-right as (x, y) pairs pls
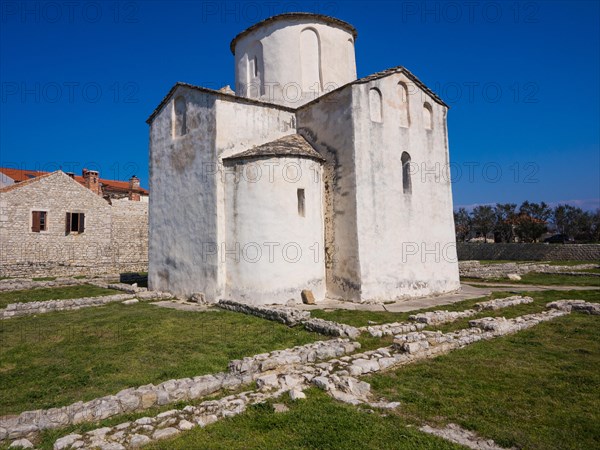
(297, 189), (305, 217)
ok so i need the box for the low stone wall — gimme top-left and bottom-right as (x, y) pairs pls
(302, 318), (360, 339)
(0, 277), (89, 292)
(0, 293), (135, 319)
(468, 310), (569, 333)
(360, 322), (426, 338)
(408, 309), (477, 325)
(0, 283), (172, 320)
(217, 301), (362, 339)
(0, 274), (140, 293)
(546, 300), (600, 315)
(217, 300), (310, 326)
(228, 339), (360, 375)
(474, 296), (534, 311)
(457, 243), (600, 261)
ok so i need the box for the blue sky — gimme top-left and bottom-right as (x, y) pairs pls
(1, 0), (598, 210)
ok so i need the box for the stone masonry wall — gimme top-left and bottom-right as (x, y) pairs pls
(0, 172), (148, 278)
(457, 243), (600, 261)
(110, 198), (149, 271)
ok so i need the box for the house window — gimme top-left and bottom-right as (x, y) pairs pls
(66, 212), (85, 234)
(401, 152), (412, 194)
(31, 211), (47, 232)
(297, 189), (305, 217)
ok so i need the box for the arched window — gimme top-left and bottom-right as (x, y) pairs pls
(423, 102), (433, 130)
(173, 96), (186, 137)
(398, 82), (410, 127)
(300, 28), (322, 93)
(347, 38), (356, 78)
(401, 151), (412, 194)
(369, 88), (383, 123)
(246, 41), (264, 98)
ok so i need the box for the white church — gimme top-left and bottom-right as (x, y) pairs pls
(147, 13), (460, 305)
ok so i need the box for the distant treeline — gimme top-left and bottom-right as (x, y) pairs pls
(454, 202), (600, 243)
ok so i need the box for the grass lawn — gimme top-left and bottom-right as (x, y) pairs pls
(146, 389), (462, 450)
(477, 260), (533, 264)
(476, 260), (596, 266)
(504, 273), (599, 286)
(572, 267), (600, 273)
(368, 311), (600, 450)
(0, 303), (321, 415)
(462, 273), (600, 286)
(546, 260), (599, 266)
(0, 284), (120, 309)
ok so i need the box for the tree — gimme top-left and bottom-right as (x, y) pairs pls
(552, 204), (584, 239)
(515, 201), (551, 242)
(454, 208), (472, 242)
(571, 209), (600, 242)
(591, 209), (600, 242)
(471, 205), (495, 242)
(494, 203), (517, 242)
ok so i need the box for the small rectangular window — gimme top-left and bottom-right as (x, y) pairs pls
(297, 189), (305, 217)
(66, 212), (85, 234)
(31, 211), (47, 232)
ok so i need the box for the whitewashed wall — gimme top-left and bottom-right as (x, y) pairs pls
(223, 156), (325, 304)
(233, 17), (357, 108)
(148, 87), (220, 298)
(351, 74), (460, 300)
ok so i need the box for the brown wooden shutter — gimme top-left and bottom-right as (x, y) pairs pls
(31, 211), (40, 232)
(79, 213), (85, 233)
(65, 212), (71, 234)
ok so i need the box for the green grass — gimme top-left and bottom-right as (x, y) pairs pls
(311, 308), (409, 327)
(0, 303), (321, 415)
(0, 284), (120, 309)
(546, 260), (598, 266)
(462, 273), (600, 287)
(572, 268), (600, 274)
(32, 277), (57, 281)
(507, 273), (599, 286)
(368, 311), (600, 450)
(478, 260), (532, 265)
(476, 260), (597, 266)
(146, 389), (462, 450)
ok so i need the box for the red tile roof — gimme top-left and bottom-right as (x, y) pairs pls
(0, 168), (149, 195)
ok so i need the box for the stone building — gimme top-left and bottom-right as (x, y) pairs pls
(147, 13), (459, 304)
(0, 170), (148, 277)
